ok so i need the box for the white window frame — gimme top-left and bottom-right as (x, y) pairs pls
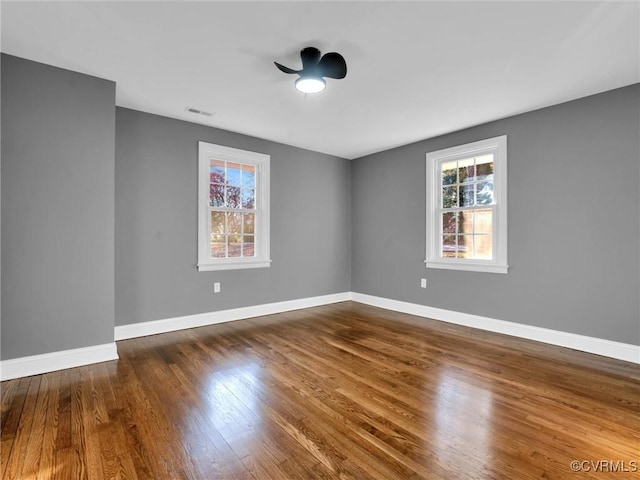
(197, 141), (271, 272)
(425, 135), (508, 274)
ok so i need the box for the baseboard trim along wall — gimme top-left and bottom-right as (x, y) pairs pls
(115, 292), (352, 341)
(0, 343), (119, 381)
(3, 291), (636, 381)
(351, 292), (639, 364)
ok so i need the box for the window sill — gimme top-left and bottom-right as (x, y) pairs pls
(425, 260), (508, 274)
(197, 260), (272, 272)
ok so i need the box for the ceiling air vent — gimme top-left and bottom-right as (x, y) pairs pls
(185, 106), (214, 117)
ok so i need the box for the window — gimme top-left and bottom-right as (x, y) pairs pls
(198, 141), (270, 271)
(426, 135), (508, 274)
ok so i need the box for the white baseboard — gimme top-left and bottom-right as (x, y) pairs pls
(6, 291), (632, 381)
(351, 292), (639, 364)
(115, 292), (352, 341)
(0, 343), (119, 381)
(117, 290), (638, 363)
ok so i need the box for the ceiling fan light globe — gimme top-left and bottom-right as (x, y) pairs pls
(295, 77), (326, 94)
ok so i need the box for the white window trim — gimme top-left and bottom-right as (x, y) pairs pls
(425, 135), (508, 274)
(197, 141), (271, 272)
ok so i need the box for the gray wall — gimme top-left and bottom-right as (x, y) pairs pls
(2, 52), (636, 361)
(115, 108), (351, 325)
(1, 54), (116, 359)
(352, 84), (640, 345)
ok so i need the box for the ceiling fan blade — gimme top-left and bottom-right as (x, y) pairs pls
(300, 47), (322, 71)
(318, 52), (347, 79)
(274, 62), (300, 75)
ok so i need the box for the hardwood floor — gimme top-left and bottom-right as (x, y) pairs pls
(2, 301), (638, 479)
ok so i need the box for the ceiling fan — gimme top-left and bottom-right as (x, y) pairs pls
(275, 47), (347, 94)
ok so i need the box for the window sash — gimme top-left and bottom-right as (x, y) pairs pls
(437, 205), (496, 260)
(208, 207), (258, 259)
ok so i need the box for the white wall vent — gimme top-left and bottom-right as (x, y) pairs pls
(185, 106), (214, 117)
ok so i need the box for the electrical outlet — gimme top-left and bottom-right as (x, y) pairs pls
(420, 278), (427, 288)
(214, 282), (221, 293)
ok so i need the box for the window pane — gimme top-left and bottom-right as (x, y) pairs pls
(242, 166), (256, 190)
(442, 161), (457, 185)
(442, 211), (457, 234)
(227, 186), (241, 208)
(210, 159), (225, 184)
(210, 234), (226, 258)
(460, 184), (474, 207)
(243, 235), (255, 257)
(210, 184), (224, 207)
(458, 157), (474, 183)
(457, 235), (473, 258)
(474, 209), (493, 234)
(211, 211), (225, 235)
(227, 163), (242, 186)
(242, 189), (255, 209)
(443, 186), (457, 208)
(458, 211), (472, 234)
(476, 158), (494, 179)
(442, 235), (457, 258)
(228, 212), (242, 234)
(476, 181), (494, 205)
(474, 235), (493, 259)
(227, 235), (242, 257)
(243, 213), (255, 234)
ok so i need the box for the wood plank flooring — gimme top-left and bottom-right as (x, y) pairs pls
(2, 301), (639, 479)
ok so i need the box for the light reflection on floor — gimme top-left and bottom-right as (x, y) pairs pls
(171, 360), (266, 470)
(206, 361), (262, 421)
(202, 362), (263, 456)
(433, 368), (494, 474)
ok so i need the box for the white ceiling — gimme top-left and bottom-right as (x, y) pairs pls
(2, 1), (638, 159)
